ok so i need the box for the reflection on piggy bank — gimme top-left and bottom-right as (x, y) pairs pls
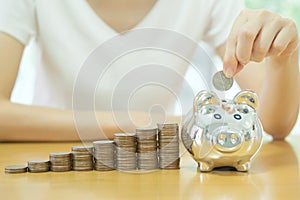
(181, 90), (263, 172)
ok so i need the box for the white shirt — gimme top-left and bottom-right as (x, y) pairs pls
(0, 0), (244, 115)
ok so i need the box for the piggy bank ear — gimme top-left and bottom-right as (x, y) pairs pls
(193, 90), (220, 112)
(233, 90), (259, 109)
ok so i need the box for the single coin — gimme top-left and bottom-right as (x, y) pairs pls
(5, 165), (28, 174)
(71, 146), (94, 153)
(212, 71), (233, 91)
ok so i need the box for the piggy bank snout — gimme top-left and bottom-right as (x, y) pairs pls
(211, 126), (243, 153)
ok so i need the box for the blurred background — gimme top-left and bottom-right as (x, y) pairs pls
(11, 0), (300, 135)
(246, 0), (300, 30)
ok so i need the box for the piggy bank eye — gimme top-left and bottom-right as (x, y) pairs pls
(214, 114), (222, 119)
(234, 114), (242, 120)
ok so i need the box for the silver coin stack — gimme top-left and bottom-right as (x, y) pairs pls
(136, 128), (158, 170)
(28, 160), (50, 173)
(157, 123), (180, 169)
(93, 140), (115, 171)
(114, 133), (137, 171)
(5, 165), (28, 174)
(71, 146), (94, 171)
(49, 152), (72, 172)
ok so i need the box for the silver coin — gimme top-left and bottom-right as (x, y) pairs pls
(72, 146), (94, 153)
(212, 71), (233, 91)
(5, 165), (28, 174)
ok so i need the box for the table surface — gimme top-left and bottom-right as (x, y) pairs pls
(1, 135), (300, 200)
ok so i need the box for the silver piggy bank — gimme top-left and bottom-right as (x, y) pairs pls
(181, 90), (263, 172)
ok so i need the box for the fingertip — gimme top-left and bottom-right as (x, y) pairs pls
(223, 57), (237, 78)
(224, 68), (234, 78)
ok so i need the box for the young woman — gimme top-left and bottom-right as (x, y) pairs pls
(0, 0), (299, 141)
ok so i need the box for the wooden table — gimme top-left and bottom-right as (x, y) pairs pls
(1, 135), (300, 200)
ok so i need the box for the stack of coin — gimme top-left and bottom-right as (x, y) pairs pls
(136, 128), (158, 170)
(114, 133), (137, 171)
(71, 146), (94, 171)
(28, 160), (50, 173)
(49, 152), (72, 172)
(93, 140), (115, 171)
(5, 165), (28, 174)
(157, 123), (180, 169)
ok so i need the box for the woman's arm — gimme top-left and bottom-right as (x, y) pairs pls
(0, 33), (182, 142)
(218, 9), (300, 140)
(0, 32), (125, 142)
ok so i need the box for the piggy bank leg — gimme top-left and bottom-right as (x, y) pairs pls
(198, 161), (214, 172)
(235, 161), (250, 172)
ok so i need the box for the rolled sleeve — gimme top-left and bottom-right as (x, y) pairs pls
(0, 0), (36, 45)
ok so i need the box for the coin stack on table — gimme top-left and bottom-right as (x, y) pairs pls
(5, 122), (183, 173)
(114, 133), (137, 171)
(71, 146), (94, 171)
(136, 128), (158, 170)
(28, 160), (50, 173)
(93, 140), (115, 171)
(5, 165), (28, 174)
(157, 123), (180, 169)
(49, 152), (72, 172)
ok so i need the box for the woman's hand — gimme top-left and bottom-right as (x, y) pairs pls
(223, 8), (299, 77)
